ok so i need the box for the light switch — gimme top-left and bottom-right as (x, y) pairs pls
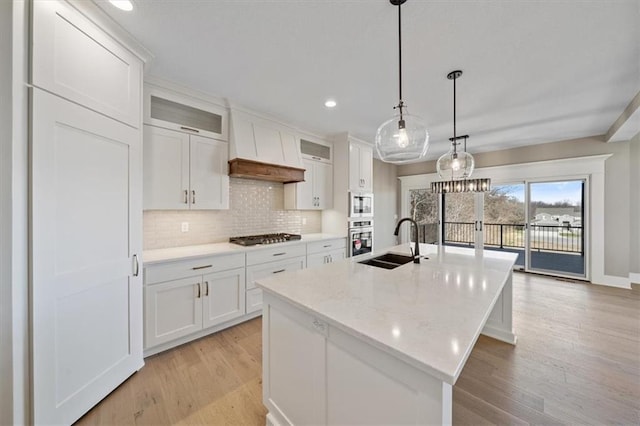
(181, 222), (189, 232)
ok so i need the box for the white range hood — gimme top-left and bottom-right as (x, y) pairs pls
(228, 109), (305, 183)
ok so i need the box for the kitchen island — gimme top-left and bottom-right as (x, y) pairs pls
(256, 243), (518, 426)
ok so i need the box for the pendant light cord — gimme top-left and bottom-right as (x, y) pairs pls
(398, 1), (402, 103)
(453, 74), (457, 154)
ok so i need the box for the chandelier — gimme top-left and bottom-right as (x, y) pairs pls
(432, 70), (490, 194)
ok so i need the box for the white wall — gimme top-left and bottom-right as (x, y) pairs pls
(372, 159), (398, 250)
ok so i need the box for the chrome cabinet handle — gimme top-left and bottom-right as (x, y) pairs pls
(272, 269), (286, 274)
(196, 283), (201, 298)
(180, 126), (200, 133)
(272, 252), (286, 257)
(132, 254), (139, 277)
(192, 190), (196, 204)
(204, 281), (209, 296)
(184, 190), (188, 204)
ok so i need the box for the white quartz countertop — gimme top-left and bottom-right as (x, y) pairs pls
(142, 233), (345, 264)
(256, 244), (518, 385)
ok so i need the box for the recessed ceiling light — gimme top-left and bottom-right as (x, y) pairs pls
(324, 99), (337, 108)
(109, 0), (134, 11)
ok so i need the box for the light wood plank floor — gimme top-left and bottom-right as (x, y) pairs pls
(76, 273), (640, 425)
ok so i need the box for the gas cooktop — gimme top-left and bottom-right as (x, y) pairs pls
(229, 233), (302, 246)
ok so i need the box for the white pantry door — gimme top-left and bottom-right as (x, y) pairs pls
(31, 90), (143, 424)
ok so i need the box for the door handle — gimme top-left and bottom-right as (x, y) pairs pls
(184, 190), (188, 204)
(192, 190), (196, 204)
(479, 221), (483, 231)
(180, 126), (200, 133)
(196, 283), (201, 298)
(132, 254), (139, 277)
(204, 281), (209, 296)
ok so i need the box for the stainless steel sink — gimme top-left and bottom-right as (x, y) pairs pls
(358, 253), (414, 269)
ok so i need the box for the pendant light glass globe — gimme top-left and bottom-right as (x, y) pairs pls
(436, 143), (475, 180)
(375, 111), (429, 164)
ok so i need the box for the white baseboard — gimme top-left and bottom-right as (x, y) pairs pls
(481, 325), (517, 345)
(629, 272), (640, 285)
(592, 274), (631, 289)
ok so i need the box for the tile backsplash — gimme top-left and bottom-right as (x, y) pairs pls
(143, 178), (322, 250)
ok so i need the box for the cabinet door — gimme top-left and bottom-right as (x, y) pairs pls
(32, 90), (143, 424)
(294, 159), (315, 210)
(349, 142), (373, 192)
(143, 126), (190, 210)
(145, 277), (203, 348)
(307, 252), (330, 268)
(314, 162), (333, 209)
(202, 267), (246, 328)
(326, 248), (346, 263)
(349, 143), (361, 191)
(190, 135), (230, 210)
(359, 144), (373, 192)
(32, 0), (142, 128)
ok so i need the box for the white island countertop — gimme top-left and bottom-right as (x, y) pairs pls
(257, 243), (517, 385)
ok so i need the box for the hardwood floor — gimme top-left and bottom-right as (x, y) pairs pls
(76, 272), (640, 425)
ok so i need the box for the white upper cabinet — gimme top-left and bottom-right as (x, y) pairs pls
(144, 84), (228, 141)
(190, 135), (230, 210)
(229, 109), (303, 169)
(144, 125), (229, 210)
(284, 136), (333, 210)
(349, 141), (373, 193)
(32, 0), (142, 128)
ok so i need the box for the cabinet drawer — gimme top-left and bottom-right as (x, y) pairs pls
(144, 252), (245, 285)
(246, 256), (306, 290)
(307, 238), (347, 255)
(246, 243), (306, 266)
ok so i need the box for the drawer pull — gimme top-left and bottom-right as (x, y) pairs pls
(192, 264), (212, 270)
(272, 269), (286, 274)
(180, 126), (200, 133)
(323, 244), (331, 248)
(272, 252), (286, 256)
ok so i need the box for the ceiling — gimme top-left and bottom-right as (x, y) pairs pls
(96, 0), (640, 161)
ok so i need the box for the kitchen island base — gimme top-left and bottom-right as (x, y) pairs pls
(259, 244), (518, 425)
(262, 293), (453, 426)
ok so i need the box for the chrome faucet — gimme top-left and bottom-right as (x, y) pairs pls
(394, 218), (420, 264)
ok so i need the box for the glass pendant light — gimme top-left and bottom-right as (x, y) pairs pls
(437, 70), (475, 179)
(375, 0), (429, 164)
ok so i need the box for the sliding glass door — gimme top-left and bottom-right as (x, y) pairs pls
(404, 177), (587, 279)
(442, 192), (482, 249)
(483, 184), (526, 269)
(528, 180), (585, 277)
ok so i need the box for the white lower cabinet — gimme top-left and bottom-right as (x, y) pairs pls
(142, 238), (346, 354)
(144, 253), (245, 349)
(306, 238), (347, 268)
(246, 244), (307, 313)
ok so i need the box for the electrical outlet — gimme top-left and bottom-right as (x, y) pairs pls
(181, 222), (189, 232)
(302, 217), (307, 225)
